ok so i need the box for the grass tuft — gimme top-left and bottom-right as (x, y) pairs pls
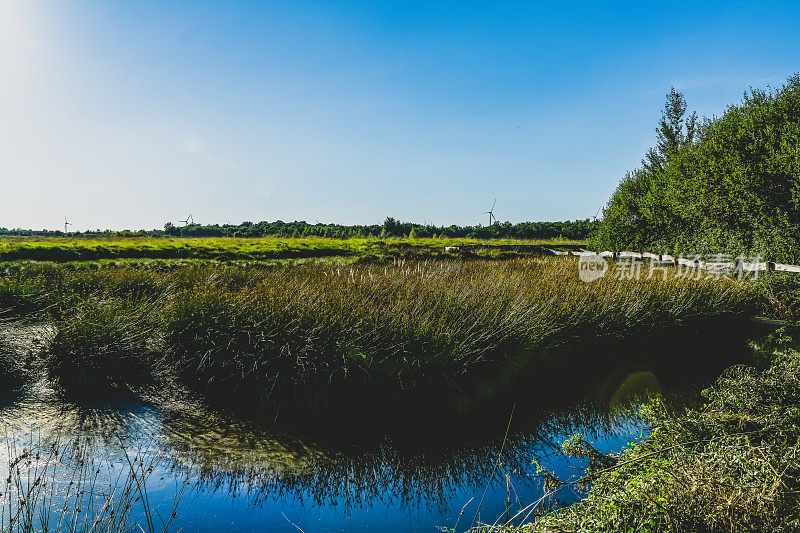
(47, 298), (157, 395)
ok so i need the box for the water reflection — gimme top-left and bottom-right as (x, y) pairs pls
(0, 320), (754, 532)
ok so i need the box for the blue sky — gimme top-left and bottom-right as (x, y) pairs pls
(1, 0), (798, 230)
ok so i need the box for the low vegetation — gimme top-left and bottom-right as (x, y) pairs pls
(1, 439), (184, 533)
(0, 236), (584, 263)
(482, 330), (800, 532)
(754, 271), (800, 323)
(47, 297), (156, 394)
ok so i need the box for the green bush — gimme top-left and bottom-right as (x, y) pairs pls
(754, 272), (800, 322)
(593, 74), (800, 263)
(497, 343), (800, 533)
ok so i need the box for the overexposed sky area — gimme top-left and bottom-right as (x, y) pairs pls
(1, 0), (799, 231)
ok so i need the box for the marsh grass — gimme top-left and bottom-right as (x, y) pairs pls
(47, 298), (158, 396)
(0, 281), (41, 318)
(175, 259), (757, 417)
(1, 257), (755, 423)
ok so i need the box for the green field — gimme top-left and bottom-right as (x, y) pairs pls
(0, 236), (586, 263)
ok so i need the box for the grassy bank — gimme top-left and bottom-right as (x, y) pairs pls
(0, 257), (758, 424)
(479, 331), (800, 532)
(0, 236), (585, 263)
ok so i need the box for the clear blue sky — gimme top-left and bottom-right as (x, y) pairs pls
(2, 0), (798, 231)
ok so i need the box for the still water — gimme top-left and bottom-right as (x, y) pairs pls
(0, 323), (748, 532)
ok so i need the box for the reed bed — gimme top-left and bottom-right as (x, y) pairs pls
(47, 298), (157, 395)
(0, 258), (759, 422)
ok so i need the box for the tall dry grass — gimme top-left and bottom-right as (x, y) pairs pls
(0, 258), (760, 421)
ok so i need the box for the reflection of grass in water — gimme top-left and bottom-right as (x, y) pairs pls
(154, 381), (665, 514)
(0, 437), (185, 533)
(0, 348), (720, 522)
(159, 407), (328, 477)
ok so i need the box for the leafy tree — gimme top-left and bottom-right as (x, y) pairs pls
(642, 87), (698, 173)
(593, 74), (800, 262)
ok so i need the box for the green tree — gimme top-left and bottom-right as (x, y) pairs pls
(594, 74), (800, 262)
(642, 87), (698, 173)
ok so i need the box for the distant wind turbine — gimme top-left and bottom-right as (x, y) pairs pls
(179, 213), (194, 226)
(592, 206), (602, 221)
(484, 199), (497, 226)
(64, 217), (72, 234)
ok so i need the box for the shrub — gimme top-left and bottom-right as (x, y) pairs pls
(497, 344), (800, 533)
(754, 272), (800, 322)
(593, 74), (800, 263)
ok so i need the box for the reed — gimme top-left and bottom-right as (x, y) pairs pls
(160, 259), (758, 420)
(47, 298), (157, 395)
(1, 258), (760, 421)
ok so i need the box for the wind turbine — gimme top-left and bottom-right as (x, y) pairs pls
(592, 206), (602, 221)
(64, 217), (72, 234)
(484, 199), (497, 226)
(179, 213), (194, 226)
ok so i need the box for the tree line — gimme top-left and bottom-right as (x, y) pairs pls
(0, 218), (595, 240)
